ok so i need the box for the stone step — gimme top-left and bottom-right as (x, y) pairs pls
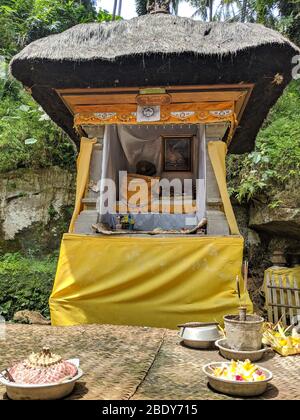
(74, 210), (99, 234)
(77, 210), (98, 217)
(82, 198), (98, 204)
(73, 222), (95, 234)
(85, 190), (100, 199)
(206, 210), (230, 236)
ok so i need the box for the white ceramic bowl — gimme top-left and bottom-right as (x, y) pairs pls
(0, 359), (83, 400)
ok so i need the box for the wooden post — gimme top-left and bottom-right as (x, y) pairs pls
(294, 277), (300, 321)
(279, 276), (287, 325)
(266, 273), (273, 323)
(271, 274), (279, 324)
(286, 277), (294, 323)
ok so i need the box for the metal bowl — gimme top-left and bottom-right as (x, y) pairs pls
(178, 322), (220, 350)
(216, 339), (268, 362)
(0, 359), (83, 400)
(180, 338), (217, 349)
(203, 362), (273, 397)
(178, 322), (220, 341)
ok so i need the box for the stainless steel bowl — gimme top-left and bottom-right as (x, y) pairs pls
(203, 362), (273, 397)
(178, 322), (220, 349)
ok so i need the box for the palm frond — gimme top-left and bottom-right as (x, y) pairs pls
(135, 0), (148, 16)
(135, 1), (181, 16)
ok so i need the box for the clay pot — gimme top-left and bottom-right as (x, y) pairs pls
(224, 314), (264, 351)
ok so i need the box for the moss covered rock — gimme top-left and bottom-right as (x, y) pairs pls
(0, 166), (75, 254)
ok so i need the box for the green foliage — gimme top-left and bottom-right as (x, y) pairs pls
(0, 0), (113, 173)
(0, 252), (57, 319)
(0, 0), (112, 58)
(0, 0), (34, 59)
(0, 78), (76, 173)
(277, 0), (300, 45)
(97, 7), (115, 22)
(232, 1), (300, 44)
(186, 1), (236, 21)
(135, 0), (181, 16)
(184, 0), (300, 41)
(227, 81), (300, 203)
(135, 0), (147, 16)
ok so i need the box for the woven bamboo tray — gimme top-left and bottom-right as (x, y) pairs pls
(0, 325), (299, 400)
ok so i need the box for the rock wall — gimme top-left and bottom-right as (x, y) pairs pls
(233, 191), (300, 314)
(0, 167), (75, 254)
(249, 180), (300, 240)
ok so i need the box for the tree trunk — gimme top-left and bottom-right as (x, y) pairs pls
(112, 0), (118, 20)
(118, 0), (123, 16)
(172, 0), (179, 15)
(241, 0), (247, 23)
(136, 0), (148, 16)
(209, 0), (213, 22)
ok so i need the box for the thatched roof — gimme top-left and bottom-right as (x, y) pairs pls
(10, 14), (299, 153)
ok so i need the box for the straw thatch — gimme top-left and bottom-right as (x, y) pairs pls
(11, 14), (298, 61)
(10, 14), (299, 153)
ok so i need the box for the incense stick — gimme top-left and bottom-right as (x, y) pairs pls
(236, 275), (241, 303)
(243, 260), (248, 306)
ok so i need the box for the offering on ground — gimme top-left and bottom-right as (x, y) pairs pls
(211, 359), (266, 382)
(6, 347), (78, 384)
(263, 322), (300, 356)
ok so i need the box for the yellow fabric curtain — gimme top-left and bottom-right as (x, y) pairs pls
(50, 234), (252, 328)
(208, 141), (240, 235)
(69, 137), (97, 233)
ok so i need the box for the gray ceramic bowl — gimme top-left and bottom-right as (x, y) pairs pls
(216, 338), (268, 362)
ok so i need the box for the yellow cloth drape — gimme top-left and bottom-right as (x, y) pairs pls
(208, 141), (240, 235)
(50, 234), (252, 328)
(69, 137), (96, 233)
